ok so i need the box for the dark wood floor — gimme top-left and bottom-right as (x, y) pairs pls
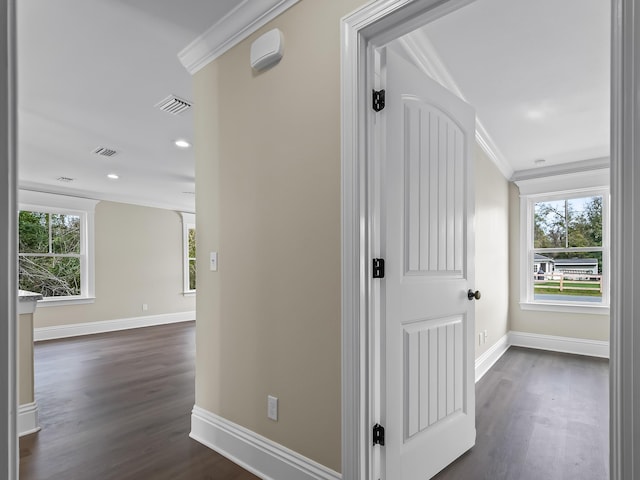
(19, 322), (258, 480)
(434, 347), (609, 480)
(20, 323), (609, 480)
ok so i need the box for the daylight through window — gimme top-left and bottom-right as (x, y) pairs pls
(530, 193), (608, 306)
(19, 210), (83, 297)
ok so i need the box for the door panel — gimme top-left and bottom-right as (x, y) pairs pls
(383, 48), (476, 480)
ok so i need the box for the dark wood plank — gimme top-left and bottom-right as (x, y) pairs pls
(433, 347), (609, 480)
(19, 322), (259, 480)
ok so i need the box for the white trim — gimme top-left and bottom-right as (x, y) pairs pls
(509, 331), (610, 359)
(18, 189), (98, 302)
(514, 168), (609, 196)
(3, 0), (18, 476)
(33, 311), (195, 342)
(181, 212), (196, 294)
(516, 184), (610, 311)
(178, 0), (301, 75)
(519, 302), (609, 316)
(190, 406), (341, 480)
(610, 0), (640, 476)
(395, 30), (514, 180)
(35, 296), (96, 308)
(512, 157), (610, 183)
(17, 402), (39, 437)
(19, 181), (195, 214)
(475, 333), (510, 382)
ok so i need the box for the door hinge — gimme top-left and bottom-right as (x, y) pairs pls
(372, 89), (385, 112)
(373, 423), (385, 446)
(373, 258), (385, 279)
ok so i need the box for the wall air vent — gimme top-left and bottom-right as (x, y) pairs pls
(92, 146), (117, 157)
(155, 94), (192, 115)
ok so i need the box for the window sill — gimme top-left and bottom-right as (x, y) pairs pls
(520, 301), (609, 316)
(37, 296), (96, 308)
(183, 291), (196, 297)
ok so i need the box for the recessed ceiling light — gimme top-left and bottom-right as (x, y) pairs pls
(526, 110), (545, 120)
(107, 173), (119, 180)
(174, 139), (191, 149)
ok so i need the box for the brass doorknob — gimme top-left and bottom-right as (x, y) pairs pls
(467, 289), (481, 301)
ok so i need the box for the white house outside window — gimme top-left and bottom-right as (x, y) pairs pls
(516, 169), (609, 315)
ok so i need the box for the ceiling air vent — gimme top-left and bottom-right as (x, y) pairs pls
(155, 94), (192, 115)
(57, 176), (74, 183)
(92, 146), (118, 157)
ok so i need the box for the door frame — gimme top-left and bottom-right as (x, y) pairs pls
(340, 0), (635, 479)
(2, 0), (17, 478)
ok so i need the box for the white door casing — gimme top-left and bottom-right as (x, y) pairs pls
(380, 49), (476, 479)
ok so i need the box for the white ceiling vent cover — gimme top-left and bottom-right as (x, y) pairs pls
(92, 146), (117, 157)
(155, 95), (192, 115)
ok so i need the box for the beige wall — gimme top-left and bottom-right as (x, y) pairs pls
(508, 183), (610, 340)
(475, 146), (510, 357)
(194, 0), (366, 472)
(34, 201), (194, 329)
(18, 313), (34, 405)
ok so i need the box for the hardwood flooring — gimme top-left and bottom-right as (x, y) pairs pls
(20, 323), (608, 480)
(19, 322), (258, 480)
(434, 347), (609, 480)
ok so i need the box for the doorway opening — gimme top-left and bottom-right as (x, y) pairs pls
(341, 0), (613, 478)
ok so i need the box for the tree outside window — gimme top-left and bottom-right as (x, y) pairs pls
(188, 226), (196, 291)
(19, 210), (82, 297)
(532, 195), (605, 304)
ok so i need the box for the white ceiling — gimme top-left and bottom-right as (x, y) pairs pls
(17, 0), (610, 214)
(409, 0), (610, 173)
(17, 0), (241, 212)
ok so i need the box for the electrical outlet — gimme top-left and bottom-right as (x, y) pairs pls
(483, 330), (488, 343)
(267, 395), (278, 421)
(210, 252), (218, 271)
(142, 303), (148, 311)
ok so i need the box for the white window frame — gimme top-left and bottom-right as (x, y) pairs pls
(18, 190), (98, 307)
(515, 168), (610, 315)
(181, 212), (196, 295)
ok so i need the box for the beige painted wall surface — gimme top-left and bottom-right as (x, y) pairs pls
(18, 313), (34, 404)
(194, 0), (366, 472)
(508, 183), (610, 340)
(474, 146), (510, 358)
(33, 201), (194, 329)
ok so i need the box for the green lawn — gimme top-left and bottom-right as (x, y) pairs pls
(534, 281), (602, 297)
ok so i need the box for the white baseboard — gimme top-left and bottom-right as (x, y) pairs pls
(190, 405), (341, 480)
(509, 331), (609, 358)
(18, 402), (40, 437)
(34, 311), (196, 341)
(475, 333), (510, 382)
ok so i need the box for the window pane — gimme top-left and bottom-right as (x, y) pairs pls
(19, 256), (81, 297)
(567, 196), (603, 248)
(18, 211), (49, 253)
(534, 196), (603, 249)
(533, 251), (603, 303)
(534, 200), (566, 248)
(189, 259), (196, 291)
(188, 228), (196, 258)
(51, 214), (81, 254)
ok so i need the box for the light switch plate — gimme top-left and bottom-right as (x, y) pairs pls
(267, 395), (278, 421)
(210, 252), (218, 271)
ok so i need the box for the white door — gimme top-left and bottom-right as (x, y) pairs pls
(380, 48), (477, 480)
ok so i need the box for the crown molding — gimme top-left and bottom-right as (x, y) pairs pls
(178, 0), (301, 75)
(396, 30), (514, 180)
(18, 182), (195, 214)
(511, 156), (610, 182)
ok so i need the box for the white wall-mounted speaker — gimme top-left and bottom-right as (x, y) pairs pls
(250, 29), (284, 72)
